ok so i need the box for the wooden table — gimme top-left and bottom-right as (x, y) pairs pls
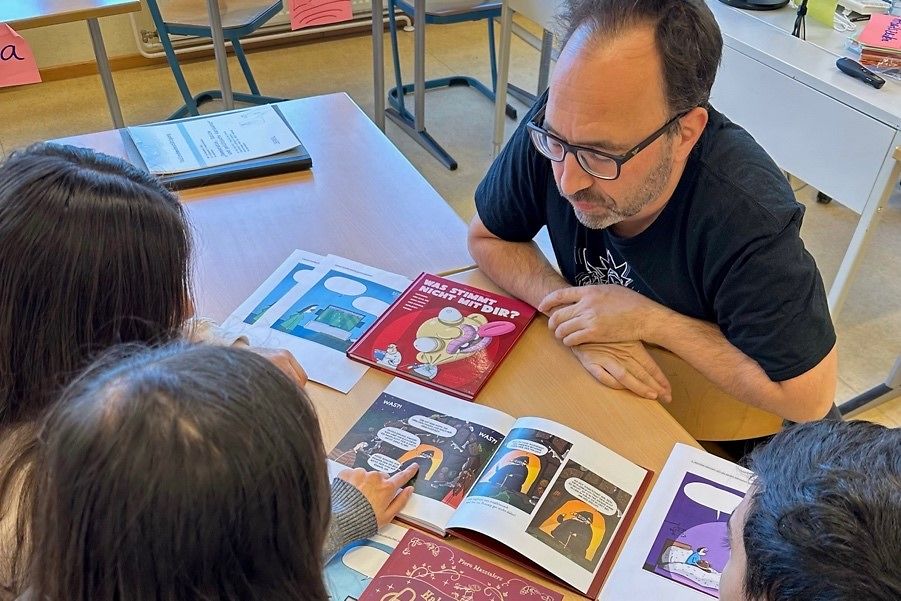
(2, 0), (140, 128)
(311, 268), (700, 598)
(55, 93), (475, 320)
(55, 95), (697, 597)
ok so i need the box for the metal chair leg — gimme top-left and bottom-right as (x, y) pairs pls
(488, 17), (497, 92)
(231, 36), (261, 96)
(145, 0), (200, 115)
(387, 0), (410, 118)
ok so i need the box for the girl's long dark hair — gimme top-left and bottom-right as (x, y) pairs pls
(0, 142), (191, 429)
(26, 343), (331, 601)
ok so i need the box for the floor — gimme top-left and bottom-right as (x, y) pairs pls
(0, 18), (898, 426)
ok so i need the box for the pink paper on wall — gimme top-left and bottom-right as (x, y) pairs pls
(290, 0), (353, 30)
(0, 24), (41, 89)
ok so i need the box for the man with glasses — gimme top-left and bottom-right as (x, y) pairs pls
(468, 0), (837, 423)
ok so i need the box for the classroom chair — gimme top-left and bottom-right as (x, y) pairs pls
(386, 0), (519, 170)
(648, 347), (783, 442)
(145, 0), (286, 119)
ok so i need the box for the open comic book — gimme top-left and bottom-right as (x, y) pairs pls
(327, 379), (652, 598)
(599, 444), (754, 600)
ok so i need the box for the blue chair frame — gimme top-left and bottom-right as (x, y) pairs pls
(386, 1), (518, 170)
(145, 0), (286, 120)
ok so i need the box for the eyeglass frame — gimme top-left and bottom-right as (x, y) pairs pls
(526, 105), (691, 180)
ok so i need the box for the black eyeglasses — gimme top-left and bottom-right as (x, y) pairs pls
(526, 106), (689, 180)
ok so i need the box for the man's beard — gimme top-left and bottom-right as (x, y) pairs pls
(564, 144), (674, 230)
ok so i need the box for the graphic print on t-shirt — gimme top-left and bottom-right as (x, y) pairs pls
(576, 248), (634, 289)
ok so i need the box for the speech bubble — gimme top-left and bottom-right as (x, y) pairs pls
(408, 415), (457, 438)
(506, 439), (548, 456)
(293, 268), (313, 283)
(377, 427), (421, 451)
(564, 478), (618, 516)
(684, 482), (743, 520)
(323, 276), (367, 296)
(341, 545), (392, 577)
(368, 453), (401, 473)
(353, 296), (390, 315)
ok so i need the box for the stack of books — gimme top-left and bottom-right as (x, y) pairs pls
(857, 13), (901, 69)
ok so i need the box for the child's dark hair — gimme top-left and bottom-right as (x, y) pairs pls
(24, 343), (331, 601)
(742, 420), (901, 601)
(0, 143), (191, 429)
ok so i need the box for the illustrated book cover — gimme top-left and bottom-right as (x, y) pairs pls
(347, 273), (536, 400)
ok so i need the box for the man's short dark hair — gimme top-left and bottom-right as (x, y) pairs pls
(742, 420), (901, 601)
(561, 0), (723, 114)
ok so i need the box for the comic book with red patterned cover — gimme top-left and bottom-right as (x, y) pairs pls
(347, 273), (537, 400)
(358, 530), (564, 601)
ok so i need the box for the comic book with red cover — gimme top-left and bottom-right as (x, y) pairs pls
(347, 273), (537, 400)
(358, 530), (564, 601)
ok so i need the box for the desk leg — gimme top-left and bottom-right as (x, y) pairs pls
(372, 0), (385, 130)
(206, 0), (234, 111)
(828, 138), (901, 317)
(86, 18), (124, 129)
(492, 1), (514, 157)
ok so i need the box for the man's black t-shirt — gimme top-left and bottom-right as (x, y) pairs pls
(475, 96), (835, 382)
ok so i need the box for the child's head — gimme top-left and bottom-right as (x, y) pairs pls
(26, 342), (331, 601)
(0, 143), (192, 428)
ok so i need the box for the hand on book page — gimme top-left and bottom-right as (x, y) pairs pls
(338, 465), (419, 528)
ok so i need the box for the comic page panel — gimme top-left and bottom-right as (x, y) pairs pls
(467, 428), (572, 515)
(328, 392), (504, 510)
(526, 460), (633, 573)
(642, 473), (743, 597)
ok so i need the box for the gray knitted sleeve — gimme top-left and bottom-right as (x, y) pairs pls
(322, 478), (378, 561)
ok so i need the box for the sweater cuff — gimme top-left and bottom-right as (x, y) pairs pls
(323, 478), (378, 560)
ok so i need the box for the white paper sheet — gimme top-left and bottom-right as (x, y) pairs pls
(221, 253), (411, 393)
(598, 443), (754, 600)
(128, 105), (300, 174)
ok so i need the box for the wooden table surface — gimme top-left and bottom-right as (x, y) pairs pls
(310, 268), (700, 598)
(55, 93), (475, 321)
(1, 0), (141, 30)
(55, 95), (695, 597)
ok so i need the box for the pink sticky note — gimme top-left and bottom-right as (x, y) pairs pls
(290, 0), (353, 30)
(0, 24), (41, 89)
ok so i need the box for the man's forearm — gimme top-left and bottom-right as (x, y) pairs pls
(469, 236), (568, 310)
(643, 307), (835, 422)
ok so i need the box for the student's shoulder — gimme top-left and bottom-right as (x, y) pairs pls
(692, 107), (803, 236)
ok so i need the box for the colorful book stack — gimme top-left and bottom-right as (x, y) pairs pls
(857, 14), (901, 69)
